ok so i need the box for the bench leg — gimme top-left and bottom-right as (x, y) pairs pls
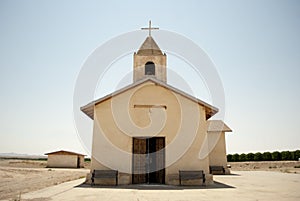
(179, 175), (181, 185)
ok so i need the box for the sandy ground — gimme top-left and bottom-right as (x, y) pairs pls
(0, 159), (89, 200)
(21, 171), (300, 201)
(229, 161), (300, 173)
(1, 159), (300, 200)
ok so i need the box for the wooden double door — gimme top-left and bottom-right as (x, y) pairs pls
(132, 137), (165, 184)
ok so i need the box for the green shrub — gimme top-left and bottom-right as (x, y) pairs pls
(262, 152), (272, 161)
(293, 150), (300, 160)
(254, 152), (263, 161)
(227, 154), (233, 162)
(232, 153), (240, 162)
(281, 151), (292, 160)
(239, 153), (247, 161)
(247, 153), (254, 161)
(271, 151), (281, 161)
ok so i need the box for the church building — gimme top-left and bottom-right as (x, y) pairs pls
(81, 22), (232, 186)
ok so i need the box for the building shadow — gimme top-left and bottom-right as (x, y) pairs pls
(214, 173), (241, 176)
(228, 173), (241, 176)
(75, 181), (235, 190)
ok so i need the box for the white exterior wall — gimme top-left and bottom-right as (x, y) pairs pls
(207, 131), (230, 174)
(90, 81), (213, 185)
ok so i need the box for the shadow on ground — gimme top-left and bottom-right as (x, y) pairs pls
(214, 173), (241, 176)
(76, 181), (235, 190)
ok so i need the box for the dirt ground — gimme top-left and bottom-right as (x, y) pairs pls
(1, 159), (300, 200)
(229, 160), (300, 174)
(0, 159), (89, 200)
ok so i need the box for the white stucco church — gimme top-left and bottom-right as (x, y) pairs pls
(81, 21), (232, 186)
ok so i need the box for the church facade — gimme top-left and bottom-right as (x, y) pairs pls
(81, 26), (232, 185)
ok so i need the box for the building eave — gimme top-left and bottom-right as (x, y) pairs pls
(80, 77), (219, 120)
(207, 120), (232, 132)
(45, 150), (86, 156)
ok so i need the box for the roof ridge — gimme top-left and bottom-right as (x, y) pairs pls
(80, 77), (218, 120)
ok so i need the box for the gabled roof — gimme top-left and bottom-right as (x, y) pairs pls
(81, 77), (218, 120)
(45, 150), (85, 156)
(207, 120), (232, 132)
(136, 36), (163, 55)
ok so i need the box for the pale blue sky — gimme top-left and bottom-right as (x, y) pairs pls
(0, 0), (299, 155)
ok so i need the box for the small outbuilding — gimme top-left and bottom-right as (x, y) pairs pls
(45, 150), (85, 168)
(207, 120), (232, 174)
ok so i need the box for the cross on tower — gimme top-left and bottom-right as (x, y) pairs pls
(141, 20), (159, 37)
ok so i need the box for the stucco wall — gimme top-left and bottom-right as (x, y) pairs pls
(90, 81), (212, 185)
(133, 54), (167, 82)
(47, 155), (79, 168)
(208, 131), (228, 167)
(78, 155), (84, 168)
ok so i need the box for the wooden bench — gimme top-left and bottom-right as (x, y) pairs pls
(209, 166), (225, 174)
(91, 170), (118, 186)
(179, 170), (205, 185)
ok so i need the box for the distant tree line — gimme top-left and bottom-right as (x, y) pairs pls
(227, 150), (300, 162)
(0, 157), (47, 161)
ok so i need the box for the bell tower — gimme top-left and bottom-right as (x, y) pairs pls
(133, 21), (167, 83)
